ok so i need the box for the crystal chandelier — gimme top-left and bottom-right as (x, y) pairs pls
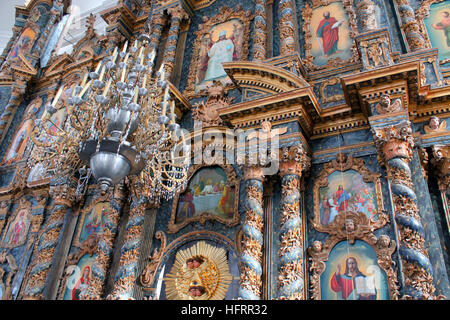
(29, 34), (190, 201)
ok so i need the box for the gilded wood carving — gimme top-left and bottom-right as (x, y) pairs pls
(168, 164), (240, 233)
(165, 241), (233, 300)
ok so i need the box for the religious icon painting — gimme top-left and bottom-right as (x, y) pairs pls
(423, 1), (450, 61)
(8, 27), (36, 60)
(168, 165), (240, 233)
(313, 154), (384, 231)
(2, 119), (34, 165)
(184, 6), (252, 97)
(320, 240), (390, 300)
(74, 202), (110, 246)
(62, 253), (96, 300)
(0, 207), (32, 248)
(318, 170), (379, 226)
(196, 19), (244, 87)
(302, 0), (358, 70)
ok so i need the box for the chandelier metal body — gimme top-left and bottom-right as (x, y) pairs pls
(29, 34), (189, 200)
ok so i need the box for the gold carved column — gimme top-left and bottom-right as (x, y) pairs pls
(431, 145), (450, 233)
(372, 121), (439, 299)
(393, 0), (426, 51)
(239, 165), (264, 300)
(163, 6), (188, 80)
(108, 182), (149, 299)
(277, 144), (310, 300)
(279, 0), (297, 55)
(22, 184), (76, 299)
(253, 0), (267, 61)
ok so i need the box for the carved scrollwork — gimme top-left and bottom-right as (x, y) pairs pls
(140, 231), (167, 288)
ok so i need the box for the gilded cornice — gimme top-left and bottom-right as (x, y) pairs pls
(222, 61), (309, 93)
(218, 87), (318, 136)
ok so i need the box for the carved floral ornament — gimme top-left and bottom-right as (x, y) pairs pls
(301, 0), (359, 71)
(312, 153), (387, 234)
(183, 5), (253, 98)
(168, 163), (240, 234)
(308, 217), (400, 300)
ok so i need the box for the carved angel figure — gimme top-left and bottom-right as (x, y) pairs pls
(375, 94), (403, 115)
(247, 121), (288, 141)
(424, 116), (447, 133)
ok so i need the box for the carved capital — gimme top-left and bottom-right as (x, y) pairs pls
(372, 122), (414, 163)
(168, 6), (188, 21)
(279, 143), (310, 176)
(243, 165), (264, 181)
(49, 185), (76, 207)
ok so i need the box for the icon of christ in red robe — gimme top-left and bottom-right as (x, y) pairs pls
(316, 11), (343, 57)
(330, 257), (377, 300)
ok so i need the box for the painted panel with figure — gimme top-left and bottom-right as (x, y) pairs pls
(8, 27), (36, 59)
(319, 170), (378, 226)
(310, 2), (353, 66)
(169, 164), (240, 233)
(176, 167), (234, 222)
(62, 254), (96, 300)
(424, 1), (450, 61)
(184, 6), (252, 97)
(196, 19), (243, 87)
(3, 97), (42, 165)
(302, 0), (358, 71)
(1, 208), (31, 248)
(320, 240), (390, 300)
(74, 202), (110, 246)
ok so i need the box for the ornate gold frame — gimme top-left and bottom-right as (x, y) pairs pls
(415, 0), (450, 64)
(73, 198), (113, 247)
(183, 5), (253, 98)
(301, 0), (359, 71)
(0, 196), (33, 248)
(168, 163), (240, 234)
(308, 211), (399, 300)
(312, 153), (387, 234)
